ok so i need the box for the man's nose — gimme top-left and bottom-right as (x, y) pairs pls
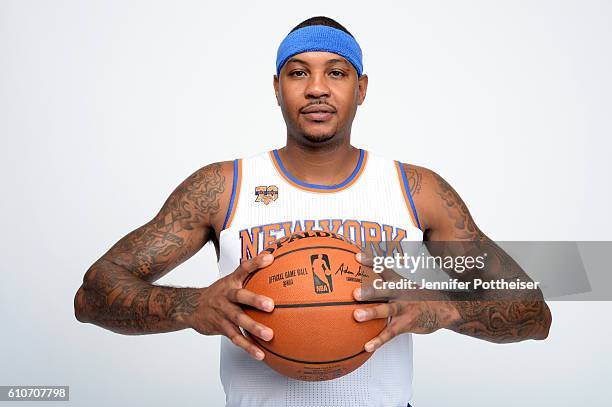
(305, 72), (330, 99)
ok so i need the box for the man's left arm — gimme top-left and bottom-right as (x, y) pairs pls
(354, 164), (552, 350)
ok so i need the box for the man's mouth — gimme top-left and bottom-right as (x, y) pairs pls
(300, 104), (336, 122)
(301, 111), (334, 121)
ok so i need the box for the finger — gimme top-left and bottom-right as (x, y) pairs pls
(354, 303), (399, 322)
(364, 324), (399, 352)
(355, 252), (374, 267)
(235, 252), (274, 280)
(227, 304), (274, 341)
(221, 321), (265, 360)
(228, 288), (274, 312)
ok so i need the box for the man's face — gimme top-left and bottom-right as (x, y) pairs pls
(274, 51), (368, 144)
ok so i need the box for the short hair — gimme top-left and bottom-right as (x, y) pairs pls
(289, 16), (355, 38)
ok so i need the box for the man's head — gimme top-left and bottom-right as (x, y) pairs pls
(273, 17), (368, 146)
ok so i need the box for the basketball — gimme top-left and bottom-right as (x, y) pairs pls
(242, 231), (386, 381)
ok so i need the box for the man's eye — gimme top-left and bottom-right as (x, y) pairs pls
(290, 71), (306, 77)
(330, 70), (346, 78)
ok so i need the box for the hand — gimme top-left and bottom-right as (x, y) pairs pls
(352, 253), (460, 352)
(184, 252), (276, 360)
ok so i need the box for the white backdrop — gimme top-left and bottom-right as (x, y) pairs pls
(1, 0), (611, 406)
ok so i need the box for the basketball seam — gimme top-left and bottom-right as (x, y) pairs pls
(250, 335), (368, 365)
(272, 300), (387, 308)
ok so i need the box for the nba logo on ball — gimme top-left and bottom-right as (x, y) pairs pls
(310, 254), (333, 294)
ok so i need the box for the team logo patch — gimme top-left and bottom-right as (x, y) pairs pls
(255, 185), (278, 205)
(310, 254), (333, 294)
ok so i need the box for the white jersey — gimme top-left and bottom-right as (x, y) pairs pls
(217, 149), (423, 407)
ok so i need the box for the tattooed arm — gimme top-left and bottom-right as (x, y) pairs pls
(353, 165), (552, 351)
(75, 162), (277, 359)
(74, 162), (230, 335)
(408, 164), (553, 343)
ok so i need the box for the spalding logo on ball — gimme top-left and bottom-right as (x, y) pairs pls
(242, 231), (387, 382)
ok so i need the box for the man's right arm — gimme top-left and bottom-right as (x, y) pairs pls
(74, 162), (229, 335)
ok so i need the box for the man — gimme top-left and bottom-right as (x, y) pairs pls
(74, 16), (552, 407)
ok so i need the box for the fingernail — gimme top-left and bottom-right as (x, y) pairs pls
(262, 299), (273, 311)
(354, 309), (366, 321)
(262, 253), (273, 262)
(255, 350), (264, 360)
(356, 253), (363, 262)
(261, 329), (273, 341)
(354, 287), (362, 300)
(365, 341), (376, 352)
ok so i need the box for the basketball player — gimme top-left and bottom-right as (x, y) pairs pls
(74, 16), (552, 407)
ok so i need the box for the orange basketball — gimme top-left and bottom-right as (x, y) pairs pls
(242, 231), (386, 381)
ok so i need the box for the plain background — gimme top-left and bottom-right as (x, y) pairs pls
(1, 0), (611, 406)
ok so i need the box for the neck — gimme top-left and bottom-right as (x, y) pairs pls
(277, 138), (361, 186)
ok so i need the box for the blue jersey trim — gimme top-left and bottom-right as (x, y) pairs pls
(222, 159), (239, 230)
(272, 149), (365, 190)
(399, 162), (422, 230)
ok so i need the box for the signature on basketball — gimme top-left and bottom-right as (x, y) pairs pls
(335, 263), (370, 278)
(335, 263), (354, 276)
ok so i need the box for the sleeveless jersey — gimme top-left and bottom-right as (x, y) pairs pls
(217, 149), (423, 407)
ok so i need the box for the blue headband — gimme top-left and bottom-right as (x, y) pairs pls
(276, 25), (363, 77)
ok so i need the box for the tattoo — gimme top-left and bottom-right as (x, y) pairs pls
(404, 165), (422, 196)
(79, 260), (200, 334)
(107, 163), (225, 281)
(445, 240), (552, 342)
(477, 239), (517, 279)
(76, 163), (226, 334)
(432, 171), (482, 240)
(416, 309), (439, 331)
(451, 300), (551, 343)
(422, 169), (552, 342)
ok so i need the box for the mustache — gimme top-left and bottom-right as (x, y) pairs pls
(300, 101), (337, 113)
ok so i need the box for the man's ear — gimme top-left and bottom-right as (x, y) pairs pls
(273, 75), (280, 106)
(357, 74), (368, 105)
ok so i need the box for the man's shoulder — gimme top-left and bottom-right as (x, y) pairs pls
(174, 161), (236, 232)
(367, 151), (434, 176)
(399, 162), (437, 186)
(191, 160), (234, 180)
(182, 161), (235, 199)
(393, 160), (469, 233)
(190, 149), (273, 188)
(374, 151), (437, 190)
(396, 161), (451, 199)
